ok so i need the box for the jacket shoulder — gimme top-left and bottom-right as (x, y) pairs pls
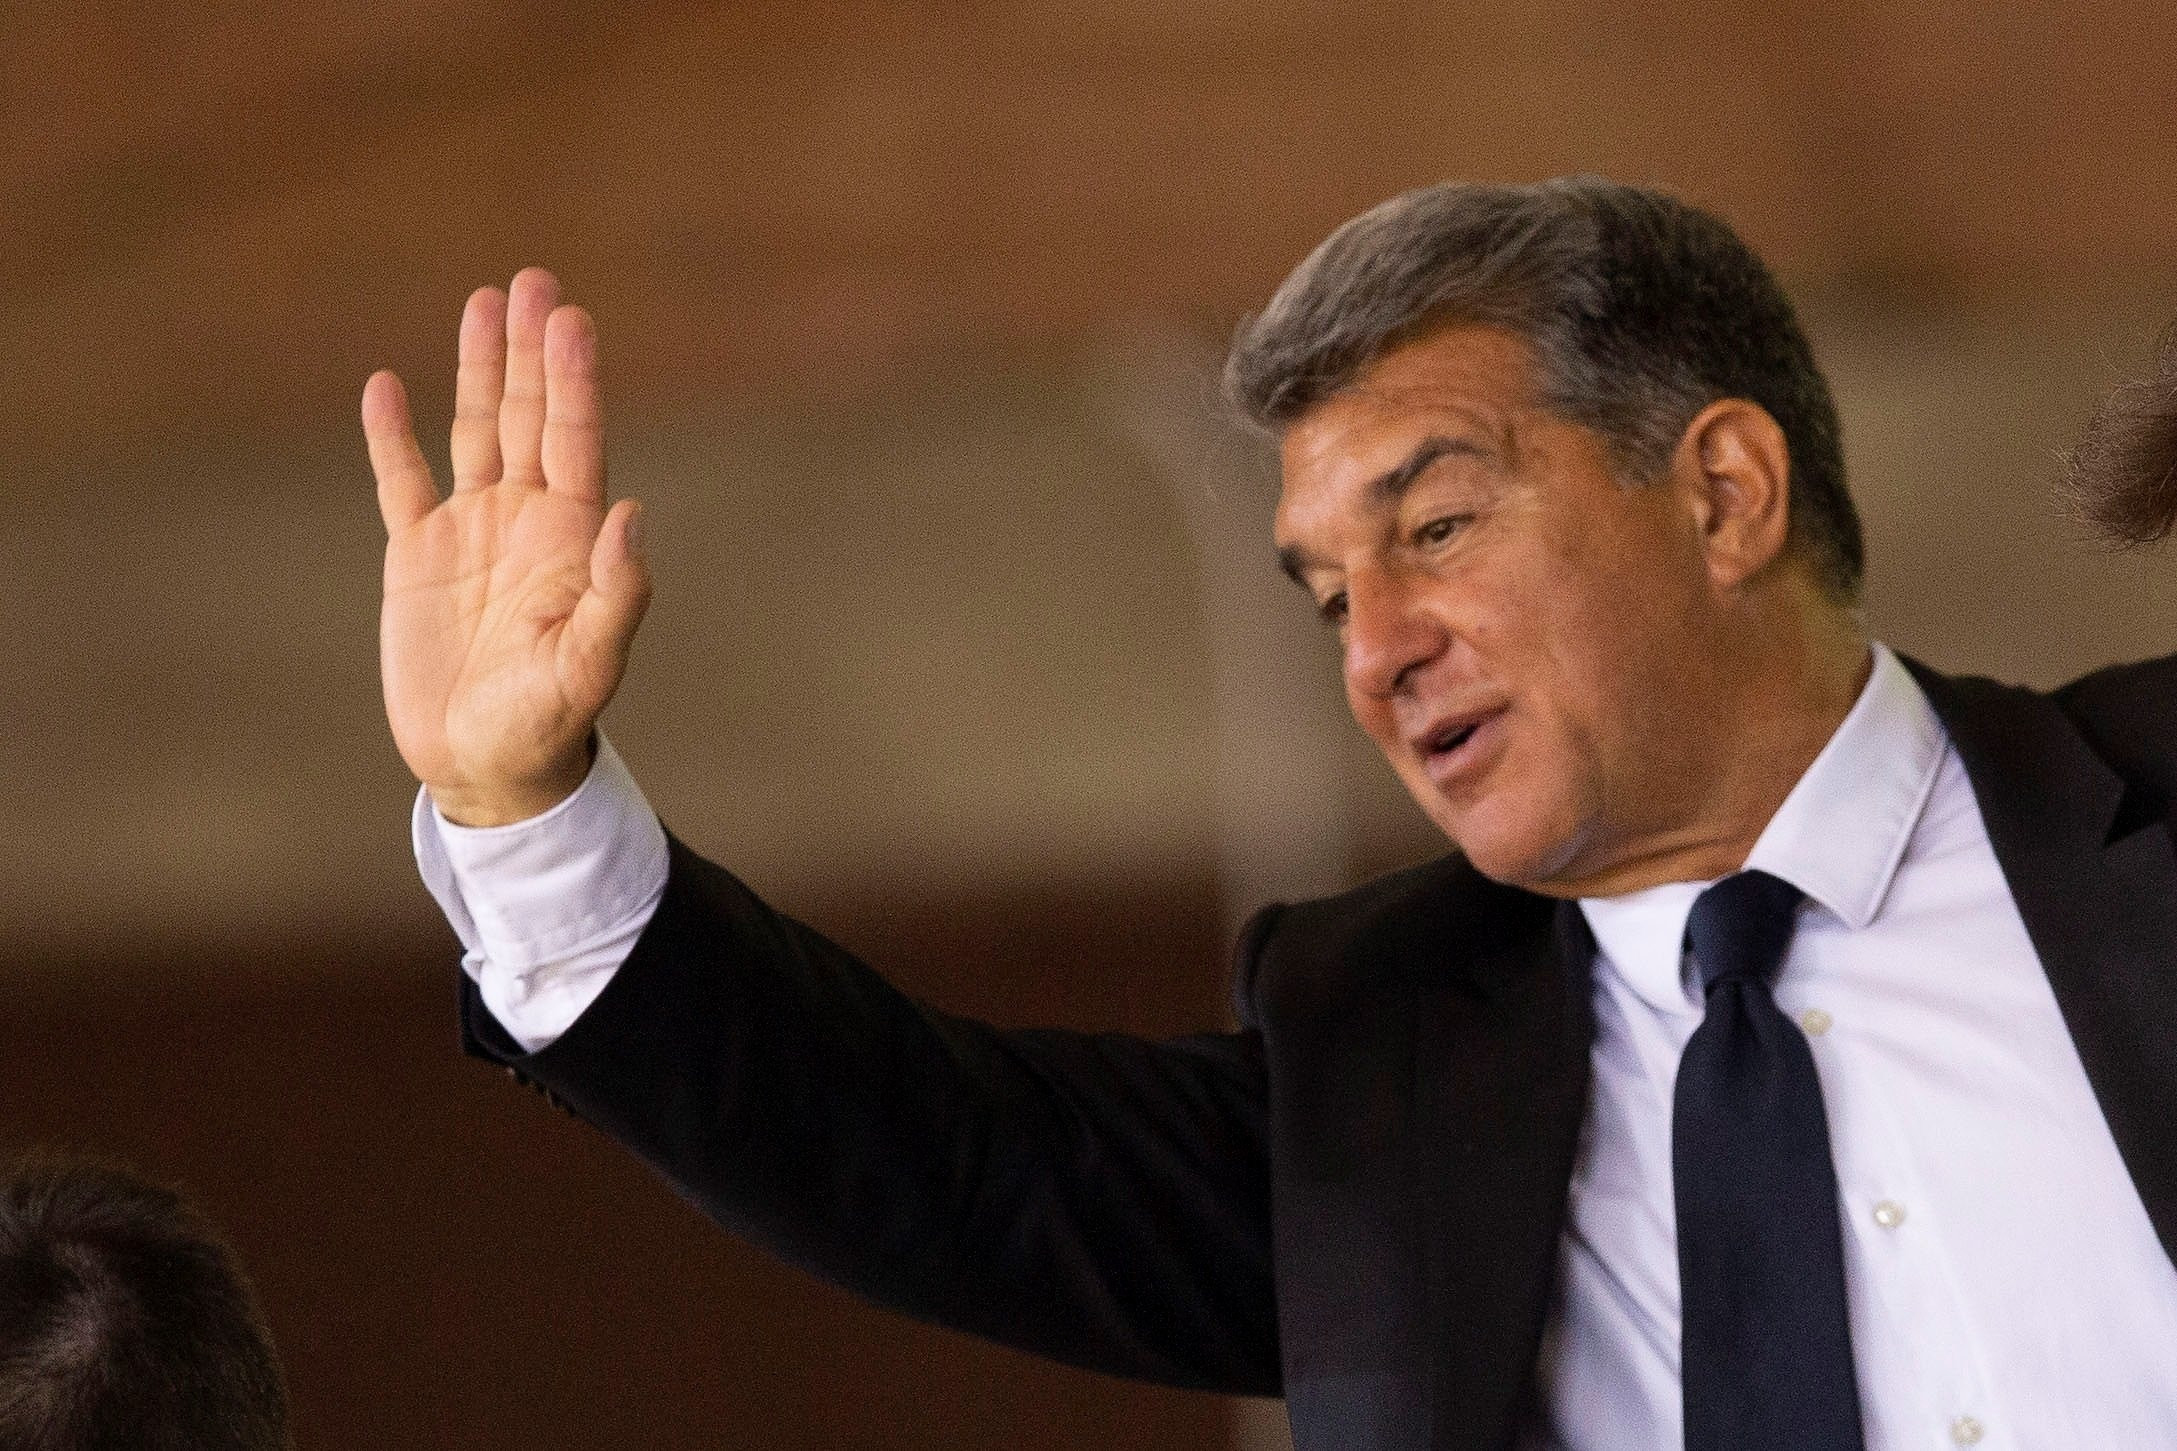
(1911, 650), (2177, 838)
(2051, 650), (2177, 721)
(2050, 652), (2177, 828)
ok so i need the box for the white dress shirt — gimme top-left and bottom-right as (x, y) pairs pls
(414, 733), (665, 1055)
(418, 645), (2177, 1447)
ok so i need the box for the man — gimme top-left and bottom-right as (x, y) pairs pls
(365, 178), (2177, 1450)
(0, 1155), (293, 1450)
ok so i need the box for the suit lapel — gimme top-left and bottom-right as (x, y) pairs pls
(1912, 662), (2177, 1268)
(1262, 862), (1587, 1451)
(1409, 886), (1594, 1450)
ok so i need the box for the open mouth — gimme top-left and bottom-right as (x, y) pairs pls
(1428, 721), (1481, 755)
(1415, 708), (1504, 780)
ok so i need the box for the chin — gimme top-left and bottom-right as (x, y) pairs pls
(1428, 797), (1584, 893)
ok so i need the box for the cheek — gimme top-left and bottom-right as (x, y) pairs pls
(1523, 524), (1687, 682)
(1469, 562), (1629, 788)
(1518, 563), (1709, 813)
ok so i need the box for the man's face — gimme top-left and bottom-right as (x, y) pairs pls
(1273, 323), (1734, 895)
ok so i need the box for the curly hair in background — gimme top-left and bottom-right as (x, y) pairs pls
(2064, 321), (2177, 546)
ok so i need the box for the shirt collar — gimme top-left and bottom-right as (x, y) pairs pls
(1577, 643), (1949, 1014)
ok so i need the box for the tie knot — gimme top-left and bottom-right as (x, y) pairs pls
(1686, 869), (1804, 993)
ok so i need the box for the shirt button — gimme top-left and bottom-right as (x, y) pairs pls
(1799, 1007), (1833, 1036)
(1950, 1414), (1984, 1444)
(1872, 1199), (1906, 1229)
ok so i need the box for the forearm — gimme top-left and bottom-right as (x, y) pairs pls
(411, 720), (1280, 1387)
(465, 835), (1281, 1394)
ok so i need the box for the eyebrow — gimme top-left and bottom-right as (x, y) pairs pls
(1275, 434), (1485, 586)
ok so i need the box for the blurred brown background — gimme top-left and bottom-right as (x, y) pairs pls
(7, 3), (2177, 1447)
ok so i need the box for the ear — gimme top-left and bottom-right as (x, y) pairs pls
(1672, 398), (1792, 591)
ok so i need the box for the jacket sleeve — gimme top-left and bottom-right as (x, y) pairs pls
(460, 831), (1284, 1395)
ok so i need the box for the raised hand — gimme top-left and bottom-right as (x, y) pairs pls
(366, 268), (651, 826)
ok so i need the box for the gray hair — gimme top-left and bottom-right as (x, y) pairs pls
(1224, 176), (1863, 602)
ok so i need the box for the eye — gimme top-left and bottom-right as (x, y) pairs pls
(1315, 590), (1349, 628)
(1413, 514), (1470, 548)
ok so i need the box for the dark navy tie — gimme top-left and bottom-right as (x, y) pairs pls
(1673, 869), (1865, 1451)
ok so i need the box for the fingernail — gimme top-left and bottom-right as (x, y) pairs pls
(627, 504), (644, 553)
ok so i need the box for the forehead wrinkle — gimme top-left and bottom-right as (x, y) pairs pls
(1339, 379), (1515, 444)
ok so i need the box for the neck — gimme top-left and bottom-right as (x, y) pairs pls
(1550, 597), (1872, 899)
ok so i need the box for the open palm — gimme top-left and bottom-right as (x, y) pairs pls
(365, 268), (650, 825)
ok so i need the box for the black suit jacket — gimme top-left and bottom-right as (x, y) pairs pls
(462, 657), (2177, 1451)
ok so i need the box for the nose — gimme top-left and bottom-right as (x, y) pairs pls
(1342, 564), (1449, 703)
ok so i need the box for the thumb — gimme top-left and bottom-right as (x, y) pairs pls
(563, 499), (653, 702)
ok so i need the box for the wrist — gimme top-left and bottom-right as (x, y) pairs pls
(428, 739), (596, 828)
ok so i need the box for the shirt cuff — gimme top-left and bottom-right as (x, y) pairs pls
(411, 734), (669, 1054)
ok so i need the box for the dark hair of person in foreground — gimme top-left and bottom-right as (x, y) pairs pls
(2065, 319), (2177, 545)
(0, 1155), (291, 1451)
